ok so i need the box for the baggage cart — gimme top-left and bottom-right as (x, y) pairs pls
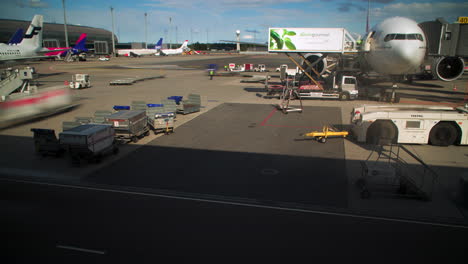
(105, 110), (149, 143)
(177, 94), (201, 115)
(146, 104), (174, 134)
(59, 124), (118, 165)
(149, 112), (174, 134)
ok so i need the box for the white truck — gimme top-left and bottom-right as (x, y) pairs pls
(254, 64), (267, 72)
(69, 74), (91, 89)
(351, 104), (468, 146)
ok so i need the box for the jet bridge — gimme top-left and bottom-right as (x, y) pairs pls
(419, 18), (467, 81)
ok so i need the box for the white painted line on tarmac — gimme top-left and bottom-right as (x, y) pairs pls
(5, 177), (468, 230)
(56, 245), (106, 255)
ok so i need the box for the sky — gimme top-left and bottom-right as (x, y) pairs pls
(1, 0), (468, 44)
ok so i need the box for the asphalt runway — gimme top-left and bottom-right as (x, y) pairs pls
(87, 103), (347, 208)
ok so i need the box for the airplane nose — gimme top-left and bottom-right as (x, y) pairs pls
(394, 44), (424, 70)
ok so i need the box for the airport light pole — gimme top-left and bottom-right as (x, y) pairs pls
(169, 17), (172, 49)
(145, 13), (148, 49)
(62, 0), (69, 48)
(110, 7), (116, 56)
(366, 0), (370, 33)
(236, 30), (240, 52)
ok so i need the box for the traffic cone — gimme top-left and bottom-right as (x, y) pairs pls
(453, 84), (457, 91)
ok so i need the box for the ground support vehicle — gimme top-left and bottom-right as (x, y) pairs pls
(254, 64), (267, 72)
(31, 128), (65, 157)
(356, 144), (436, 200)
(105, 110), (149, 143)
(302, 125), (349, 143)
(59, 124), (118, 165)
(177, 94), (201, 115)
(69, 74), (91, 89)
(351, 104), (468, 146)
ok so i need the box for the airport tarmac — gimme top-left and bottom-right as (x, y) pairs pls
(1, 54), (468, 227)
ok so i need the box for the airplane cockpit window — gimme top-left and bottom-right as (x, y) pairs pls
(384, 34), (395, 41)
(384, 33), (424, 42)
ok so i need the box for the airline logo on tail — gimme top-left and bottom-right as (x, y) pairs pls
(181, 40), (189, 50)
(155, 38), (163, 50)
(19, 14), (43, 48)
(46, 33), (88, 57)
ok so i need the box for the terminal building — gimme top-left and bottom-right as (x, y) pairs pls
(0, 18), (120, 54)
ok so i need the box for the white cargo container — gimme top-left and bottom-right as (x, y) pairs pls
(268, 27), (357, 53)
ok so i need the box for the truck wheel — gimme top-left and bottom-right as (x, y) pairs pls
(366, 121), (397, 145)
(132, 136), (138, 143)
(429, 122), (457, 146)
(339, 92), (350, 101)
(319, 137), (327, 143)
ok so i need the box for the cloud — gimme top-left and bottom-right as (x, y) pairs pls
(372, 2), (468, 23)
(145, 0), (309, 9)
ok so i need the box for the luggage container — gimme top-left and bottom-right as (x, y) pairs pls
(105, 110), (149, 143)
(59, 124), (118, 165)
(149, 112), (174, 134)
(177, 94), (201, 115)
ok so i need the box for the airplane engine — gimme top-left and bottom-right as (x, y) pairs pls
(432, 56), (465, 82)
(301, 53), (327, 76)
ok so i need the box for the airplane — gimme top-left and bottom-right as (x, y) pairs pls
(157, 40), (189, 56)
(0, 15), (67, 63)
(117, 38), (163, 57)
(45, 33), (88, 59)
(8, 29), (24, 44)
(301, 16), (465, 82)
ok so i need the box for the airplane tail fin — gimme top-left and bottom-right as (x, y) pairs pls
(180, 40), (189, 50)
(155, 38), (163, 50)
(73, 33), (88, 52)
(20, 15), (43, 48)
(8, 28), (24, 44)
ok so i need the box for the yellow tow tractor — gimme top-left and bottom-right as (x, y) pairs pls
(303, 125), (349, 143)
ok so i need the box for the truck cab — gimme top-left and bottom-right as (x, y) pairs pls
(333, 75), (359, 99)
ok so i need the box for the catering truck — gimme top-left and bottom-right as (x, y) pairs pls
(351, 104), (468, 146)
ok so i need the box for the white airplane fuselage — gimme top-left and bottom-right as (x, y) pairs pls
(0, 44), (41, 60)
(159, 40), (189, 55)
(0, 15), (47, 63)
(364, 17), (427, 75)
(117, 49), (158, 56)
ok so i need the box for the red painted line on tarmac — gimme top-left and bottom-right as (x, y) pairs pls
(260, 108), (278, 126)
